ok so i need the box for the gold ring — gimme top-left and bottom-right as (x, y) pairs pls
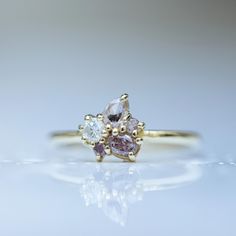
(50, 93), (200, 162)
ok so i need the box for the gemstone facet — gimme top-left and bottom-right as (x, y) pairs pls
(82, 117), (104, 143)
(103, 97), (129, 126)
(126, 118), (139, 134)
(108, 134), (140, 157)
(93, 143), (106, 157)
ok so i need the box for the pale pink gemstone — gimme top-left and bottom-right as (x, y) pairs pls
(108, 135), (139, 157)
(103, 97), (129, 126)
(93, 143), (106, 157)
(126, 118), (139, 134)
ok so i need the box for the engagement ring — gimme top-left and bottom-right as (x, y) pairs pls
(51, 94), (200, 162)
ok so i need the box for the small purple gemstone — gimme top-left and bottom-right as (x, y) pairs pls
(108, 135), (139, 157)
(93, 143), (106, 157)
(126, 118), (139, 133)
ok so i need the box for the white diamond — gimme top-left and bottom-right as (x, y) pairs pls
(82, 118), (104, 143)
(103, 97), (129, 125)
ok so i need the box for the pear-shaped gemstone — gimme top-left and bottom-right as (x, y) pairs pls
(103, 97), (129, 125)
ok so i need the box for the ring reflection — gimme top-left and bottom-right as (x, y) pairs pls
(48, 155), (202, 226)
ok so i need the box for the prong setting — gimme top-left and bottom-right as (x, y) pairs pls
(79, 94), (145, 162)
(90, 142), (96, 148)
(120, 93), (129, 102)
(136, 137), (143, 145)
(84, 114), (92, 121)
(138, 121), (145, 131)
(97, 113), (104, 121)
(81, 137), (87, 144)
(106, 123), (112, 132)
(123, 112), (132, 121)
(78, 125), (84, 132)
(105, 145), (111, 155)
(119, 125), (126, 134)
(99, 137), (106, 144)
(102, 129), (109, 138)
(132, 130), (138, 138)
(96, 155), (104, 162)
(128, 152), (136, 162)
(112, 128), (119, 136)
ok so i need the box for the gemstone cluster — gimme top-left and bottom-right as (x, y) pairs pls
(79, 94), (145, 162)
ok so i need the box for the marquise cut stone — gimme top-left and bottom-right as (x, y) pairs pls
(103, 97), (129, 125)
(82, 117), (104, 143)
(93, 143), (106, 157)
(108, 134), (139, 157)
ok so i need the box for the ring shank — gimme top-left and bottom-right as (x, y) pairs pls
(51, 130), (200, 147)
(143, 130), (199, 138)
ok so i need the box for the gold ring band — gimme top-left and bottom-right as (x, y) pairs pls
(51, 130), (199, 139)
(50, 94), (200, 162)
(51, 130), (200, 147)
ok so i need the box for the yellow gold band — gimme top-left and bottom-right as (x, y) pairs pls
(51, 130), (199, 138)
(51, 130), (200, 147)
(50, 93), (200, 161)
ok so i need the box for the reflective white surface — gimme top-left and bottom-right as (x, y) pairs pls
(0, 147), (235, 235)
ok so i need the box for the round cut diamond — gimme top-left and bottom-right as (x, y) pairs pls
(82, 118), (104, 143)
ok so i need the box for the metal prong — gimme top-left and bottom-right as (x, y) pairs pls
(112, 128), (119, 136)
(132, 129), (138, 138)
(97, 113), (104, 121)
(84, 114), (92, 121)
(105, 145), (111, 155)
(120, 93), (129, 101)
(138, 121), (145, 131)
(119, 125), (126, 134)
(136, 137), (143, 145)
(90, 142), (95, 148)
(106, 123), (112, 132)
(99, 137), (106, 144)
(78, 125), (84, 132)
(102, 129), (109, 138)
(81, 137), (87, 144)
(96, 155), (104, 162)
(123, 112), (132, 121)
(128, 152), (136, 162)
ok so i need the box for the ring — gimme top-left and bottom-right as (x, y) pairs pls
(51, 93), (200, 162)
